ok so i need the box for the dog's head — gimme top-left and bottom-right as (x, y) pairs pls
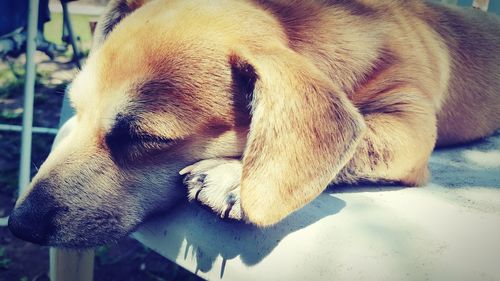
(8, 0), (363, 247)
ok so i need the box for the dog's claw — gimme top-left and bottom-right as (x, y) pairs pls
(182, 158), (244, 221)
(183, 173), (206, 201)
(222, 192), (235, 218)
(194, 187), (203, 201)
(221, 191), (243, 220)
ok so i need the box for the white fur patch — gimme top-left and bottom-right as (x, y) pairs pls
(182, 158), (244, 220)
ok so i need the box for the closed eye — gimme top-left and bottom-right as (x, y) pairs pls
(105, 119), (175, 164)
(106, 133), (175, 165)
(129, 134), (174, 145)
(118, 133), (175, 153)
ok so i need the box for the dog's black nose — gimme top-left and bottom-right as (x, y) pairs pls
(8, 187), (58, 245)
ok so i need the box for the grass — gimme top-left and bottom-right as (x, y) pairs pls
(0, 64), (62, 197)
(44, 12), (96, 47)
(0, 66), (23, 99)
(0, 247), (11, 270)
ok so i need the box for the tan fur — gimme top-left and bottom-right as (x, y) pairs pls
(8, 0), (500, 246)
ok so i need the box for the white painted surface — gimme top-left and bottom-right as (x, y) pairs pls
(134, 131), (500, 281)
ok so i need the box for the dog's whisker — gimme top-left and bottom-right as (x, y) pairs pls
(32, 162), (40, 172)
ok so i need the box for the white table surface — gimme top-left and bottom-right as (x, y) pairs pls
(133, 131), (500, 281)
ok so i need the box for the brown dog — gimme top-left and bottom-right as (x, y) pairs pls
(8, 0), (500, 247)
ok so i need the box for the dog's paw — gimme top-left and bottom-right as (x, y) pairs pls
(180, 158), (244, 220)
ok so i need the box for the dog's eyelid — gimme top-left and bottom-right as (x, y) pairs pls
(132, 133), (175, 144)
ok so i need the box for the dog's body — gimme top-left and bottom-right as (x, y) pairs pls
(8, 0), (500, 247)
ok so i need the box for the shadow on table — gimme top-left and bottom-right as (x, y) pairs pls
(138, 192), (345, 278)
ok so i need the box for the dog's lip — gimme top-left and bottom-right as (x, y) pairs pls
(47, 237), (116, 249)
(44, 220), (144, 249)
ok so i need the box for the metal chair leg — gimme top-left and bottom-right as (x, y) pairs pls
(18, 0), (40, 196)
(50, 248), (95, 281)
(60, 0), (82, 69)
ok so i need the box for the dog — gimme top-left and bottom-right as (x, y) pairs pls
(8, 0), (500, 248)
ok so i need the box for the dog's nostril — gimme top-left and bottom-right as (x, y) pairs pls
(7, 187), (59, 245)
(8, 209), (49, 245)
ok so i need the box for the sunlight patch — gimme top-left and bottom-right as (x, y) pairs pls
(462, 150), (500, 168)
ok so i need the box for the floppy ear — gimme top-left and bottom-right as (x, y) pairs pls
(233, 48), (366, 226)
(92, 0), (149, 48)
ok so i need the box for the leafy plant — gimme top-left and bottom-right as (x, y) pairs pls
(0, 247), (12, 269)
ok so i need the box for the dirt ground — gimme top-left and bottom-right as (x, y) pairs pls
(0, 53), (201, 281)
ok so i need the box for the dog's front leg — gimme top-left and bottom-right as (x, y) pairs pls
(335, 90), (438, 186)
